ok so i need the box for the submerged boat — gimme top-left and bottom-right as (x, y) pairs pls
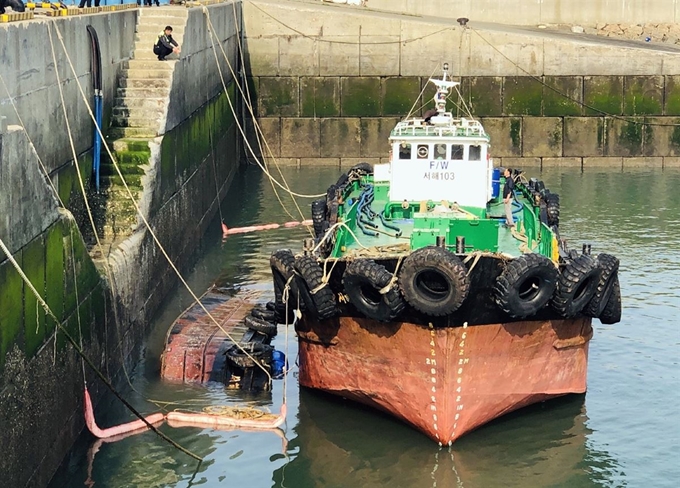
(269, 64), (622, 444)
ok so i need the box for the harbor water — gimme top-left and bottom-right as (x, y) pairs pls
(50, 165), (680, 488)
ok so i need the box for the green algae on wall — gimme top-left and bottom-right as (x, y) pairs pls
(543, 76), (583, 116)
(0, 252), (24, 370)
(503, 77), (542, 116)
(466, 77), (503, 116)
(300, 77), (340, 117)
(0, 215), (102, 372)
(382, 77), (420, 116)
(664, 76), (680, 115)
(44, 221), (64, 336)
(341, 77), (381, 116)
(23, 235), (47, 358)
(584, 76), (623, 116)
(259, 77), (298, 116)
(623, 76), (663, 115)
(157, 81), (237, 206)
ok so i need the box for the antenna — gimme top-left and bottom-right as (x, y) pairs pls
(429, 63), (459, 114)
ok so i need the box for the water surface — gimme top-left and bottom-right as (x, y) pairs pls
(50, 165), (680, 488)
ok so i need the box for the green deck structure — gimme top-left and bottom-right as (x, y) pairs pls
(331, 176), (557, 261)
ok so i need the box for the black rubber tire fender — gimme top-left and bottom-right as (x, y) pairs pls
(342, 259), (405, 322)
(398, 246), (470, 316)
(336, 172), (350, 189)
(251, 307), (277, 322)
(225, 343), (273, 369)
(546, 194), (560, 227)
(494, 253), (558, 318)
(584, 253), (620, 318)
(270, 249), (303, 316)
(349, 162), (373, 176)
(245, 316), (278, 337)
(598, 275), (622, 325)
(311, 199), (327, 238)
(552, 255), (601, 317)
(294, 255), (338, 320)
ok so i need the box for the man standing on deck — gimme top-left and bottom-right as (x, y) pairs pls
(503, 167), (515, 228)
(153, 26), (180, 61)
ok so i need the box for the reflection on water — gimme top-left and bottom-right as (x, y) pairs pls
(275, 391), (621, 488)
(50, 166), (680, 488)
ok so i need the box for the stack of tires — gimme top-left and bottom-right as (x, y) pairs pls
(494, 252), (621, 323)
(224, 303), (279, 391)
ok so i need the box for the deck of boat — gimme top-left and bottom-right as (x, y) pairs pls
(340, 186), (535, 258)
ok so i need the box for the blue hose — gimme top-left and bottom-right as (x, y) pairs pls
(93, 93), (103, 192)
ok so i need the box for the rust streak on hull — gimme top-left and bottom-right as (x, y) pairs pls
(297, 316), (592, 444)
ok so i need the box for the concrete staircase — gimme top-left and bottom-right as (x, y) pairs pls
(109, 6), (188, 139)
(92, 7), (188, 258)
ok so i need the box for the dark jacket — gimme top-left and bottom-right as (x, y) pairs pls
(157, 32), (178, 50)
(503, 175), (515, 199)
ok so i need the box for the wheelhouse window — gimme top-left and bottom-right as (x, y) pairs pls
(451, 144), (464, 160)
(417, 144), (429, 159)
(434, 144), (447, 160)
(469, 145), (481, 161)
(399, 143), (412, 160)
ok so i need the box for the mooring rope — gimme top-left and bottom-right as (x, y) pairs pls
(51, 22), (273, 381)
(229, 4), (302, 224)
(202, 4), (321, 239)
(0, 236), (203, 462)
(46, 23), (163, 407)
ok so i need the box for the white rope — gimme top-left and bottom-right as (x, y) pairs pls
(202, 6), (325, 201)
(51, 22), (272, 380)
(379, 255), (404, 295)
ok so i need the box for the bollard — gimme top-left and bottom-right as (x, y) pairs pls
(456, 236), (466, 254)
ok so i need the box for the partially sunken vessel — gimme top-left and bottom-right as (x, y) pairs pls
(269, 64), (622, 444)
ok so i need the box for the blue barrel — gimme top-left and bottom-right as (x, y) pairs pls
(272, 350), (287, 378)
(491, 168), (501, 198)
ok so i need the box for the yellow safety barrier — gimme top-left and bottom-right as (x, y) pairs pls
(0, 12), (35, 22)
(3, 2), (138, 21)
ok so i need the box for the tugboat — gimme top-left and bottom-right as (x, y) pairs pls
(269, 63), (622, 445)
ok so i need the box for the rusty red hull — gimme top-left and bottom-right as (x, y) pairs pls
(297, 316), (592, 444)
(161, 289), (262, 383)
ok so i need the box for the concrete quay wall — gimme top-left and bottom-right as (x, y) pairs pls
(0, 11), (137, 174)
(0, 3), (242, 487)
(244, 1), (680, 169)
(365, 0), (680, 26)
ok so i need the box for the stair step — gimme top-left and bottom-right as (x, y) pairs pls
(100, 164), (147, 177)
(117, 87), (170, 98)
(136, 24), (184, 35)
(123, 68), (175, 79)
(111, 107), (165, 118)
(134, 51), (170, 60)
(119, 77), (172, 89)
(108, 127), (159, 139)
(111, 138), (151, 153)
(125, 59), (174, 70)
(111, 114), (161, 128)
(102, 174), (144, 188)
(135, 34), (184, 45)
(114, 96), (166, 109)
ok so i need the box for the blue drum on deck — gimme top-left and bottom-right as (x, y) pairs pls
(491, 168), (501, 198)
